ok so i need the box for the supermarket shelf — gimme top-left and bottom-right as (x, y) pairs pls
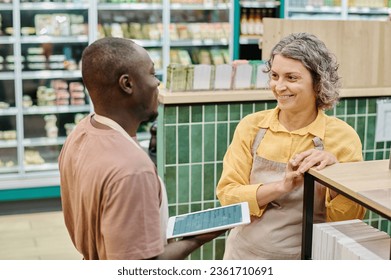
(21, 70), (82, 80)
(170, 39), (229, 47)
(20, 35), (89, 44)
(0, 72), (15, 81)
(98, 3), (163, 10)
(240, 35), (262, 45)
(24, 163), (59, 173)
(171, 3), (231, 10)
(289, 6), (391, 16)
(240, 1), (280, 8)
(0, 166), (19, 175)
(0, 140), (18, 149)
(0, 107), (18, 116)
(348, 7), (391, 15)
(0, 0), (234, 193)
(0, 36), (15, 45)
(23, 137), (67, 147)
(287, 6), (342, 14)
(0, 171), (60, 190)
(0, 3), (12, 10)
(23, 105), (90, 115)
(132, 39), (163, 48)
(20, 2), (89, 10)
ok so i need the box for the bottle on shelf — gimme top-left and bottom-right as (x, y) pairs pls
(254, 9), (263, 36)
(247, 8), (255, 36)
(240, 8), (248, 36)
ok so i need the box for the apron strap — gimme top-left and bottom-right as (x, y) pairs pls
(312, 136), (324, 150)
(251, 128), (267, 157)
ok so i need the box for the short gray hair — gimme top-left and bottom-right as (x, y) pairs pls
(265, 32), (341, 110)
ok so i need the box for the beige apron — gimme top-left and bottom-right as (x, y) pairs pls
(223, 128), (326, 259)
(93, 114), (168, 245)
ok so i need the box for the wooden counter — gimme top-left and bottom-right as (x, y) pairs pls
(302, 160), (391, 259)
(158, 87), (391, 105)
(308, 160), (391, 217)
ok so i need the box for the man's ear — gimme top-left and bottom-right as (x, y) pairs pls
(119, 74), (133, 95)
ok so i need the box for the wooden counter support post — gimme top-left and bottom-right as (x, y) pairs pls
(302, 172), (315, 260)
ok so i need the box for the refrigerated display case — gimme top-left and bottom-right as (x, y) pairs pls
(0, 0), (235, 196)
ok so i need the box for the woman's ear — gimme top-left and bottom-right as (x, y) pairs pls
(119, 74), (133, 95)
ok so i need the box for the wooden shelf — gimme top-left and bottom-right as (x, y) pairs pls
(158, 89), (273, 104)
(159, 87), (391, 105)
(308, 160), (391, 218)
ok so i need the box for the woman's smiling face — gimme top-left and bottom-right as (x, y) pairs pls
(269, 54), (317, 114)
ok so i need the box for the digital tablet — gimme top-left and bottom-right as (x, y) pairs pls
(166, 202), (251, 239)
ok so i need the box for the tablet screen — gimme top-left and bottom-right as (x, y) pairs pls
(173, 204), (242, 236)
(167, 202), (250, 239)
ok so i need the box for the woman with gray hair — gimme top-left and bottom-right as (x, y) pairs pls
(216, 32), (366, 259)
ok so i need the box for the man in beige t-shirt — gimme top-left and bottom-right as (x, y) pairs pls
(59, 113), (165, 259)
(59, 37), (224, 260)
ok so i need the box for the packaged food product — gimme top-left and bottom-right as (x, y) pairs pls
(148, 50), (162, 70)
(22, 95), (33, 108)
(51, 80), (68, 89)
(166, 64), (187, 92)
(70, 91), (85, 99)
(69, 82), (84, 91)
(49, 62), (65, 70)
(35, 14), (71, 36)
(74, 113), (86, 124)
(178, 50), (192, 65)
(2, 130), (17, 140)
(0, 101), (10, 109)
(169, 24), (179, 40)
(148, 23), (161, 40)
(55, 89), (70, 99)
(64, 123), (76, 136)
(35, 14), (53, 36)
(27, 47), (44, 55)
(232, 60), (253, 90)
(24, 150), (45, 165)
(192, 64), (213, 90)
(70, 98), (85, 105)
(210, 49), (225, 65)
(26, 55), (46, 63)
(5, 27), (13, 35)
(45, 126), (58, 138)
(56, 99), (69, 106)
(49, 55), (66, 62)
(70, 23), (88, 36)
(44, 114), (57, 126)
(198, 50), (212, 65)
(21, 27), (36, 36)
(110, 23), (123, 38)
(28, 63), (47, 70)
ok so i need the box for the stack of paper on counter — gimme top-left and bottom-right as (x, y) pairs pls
(312, 219), (390, 259)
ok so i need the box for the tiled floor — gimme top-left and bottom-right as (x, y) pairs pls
(0, 211), (82, 260)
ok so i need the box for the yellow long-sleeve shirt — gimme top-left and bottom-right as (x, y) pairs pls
(216, 107), (366, 221)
